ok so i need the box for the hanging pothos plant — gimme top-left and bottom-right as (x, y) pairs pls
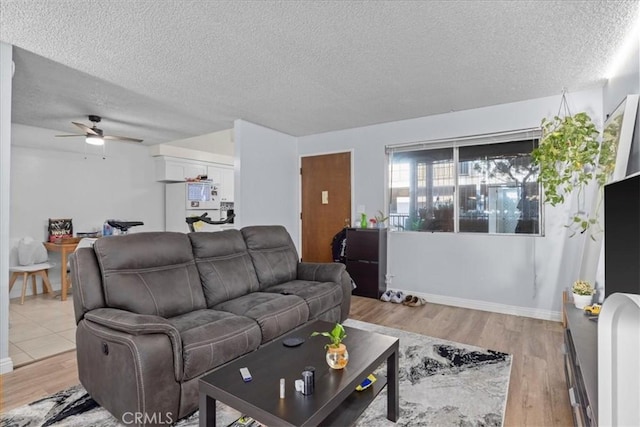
(531, 94), (615, 237)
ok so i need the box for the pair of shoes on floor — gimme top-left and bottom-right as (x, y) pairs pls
(380, 290), (405, 303)
(402, 295), (427, 307)
(380, 290), (393, 302)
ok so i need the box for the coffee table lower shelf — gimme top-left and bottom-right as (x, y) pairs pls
(199, 321), (399, 427)
(319, 375), (387, 426)
(204, 374), (388, 427)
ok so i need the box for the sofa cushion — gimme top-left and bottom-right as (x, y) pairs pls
(241, 226), (299, 288)
(264, 280), (343, 320)
(214, 293), (309, 343)
(189, 231), (260, 306)
(94, 232), (206, 318)
(168, 309), (261, 381)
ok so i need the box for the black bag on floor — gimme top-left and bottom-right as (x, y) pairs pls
(331, 228), (347, 264)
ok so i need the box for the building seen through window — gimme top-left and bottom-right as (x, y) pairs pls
(388, 138), (540, 234)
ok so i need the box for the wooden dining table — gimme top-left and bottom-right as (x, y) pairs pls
(43, 241), (79, 301)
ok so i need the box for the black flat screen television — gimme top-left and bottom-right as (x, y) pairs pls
(604, 172), (640, 297)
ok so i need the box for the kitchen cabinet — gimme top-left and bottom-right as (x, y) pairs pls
(156, 157), (208, 182)
(206, 165), (223, 184)
(156, 157), (234, 202)
(345, 228), (387, 299)
(156, 158), (185, 182)
(220, 167), (234, 202)
(207, 165), (234, 202)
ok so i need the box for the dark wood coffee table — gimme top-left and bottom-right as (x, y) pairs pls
(199, 320), (399, 427)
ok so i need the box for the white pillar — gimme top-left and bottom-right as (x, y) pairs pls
(598, 293), (640, 426)
(0, 42), (14, 373)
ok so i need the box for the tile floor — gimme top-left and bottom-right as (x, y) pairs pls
(9, 292), (76, 367)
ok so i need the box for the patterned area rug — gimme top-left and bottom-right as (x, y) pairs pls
(1, 319), (512, 427)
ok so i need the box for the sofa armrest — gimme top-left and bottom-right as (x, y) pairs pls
(85, 308), (183, 381)
(297, 262), (346, 283)
(298, 262), (352, 321)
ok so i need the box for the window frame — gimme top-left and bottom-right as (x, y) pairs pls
(385, 128), (543, 236)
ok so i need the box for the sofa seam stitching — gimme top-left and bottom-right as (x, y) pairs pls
(254, 299), (307, 324)
(183, 325), (256, 351)
(73, 255), (86, 311)
(86, 314), (183, 380)
(137, 274), (161, 316)
(84, 321), (145, 415)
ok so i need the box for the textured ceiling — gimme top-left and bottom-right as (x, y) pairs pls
(1, 0), (639, 145)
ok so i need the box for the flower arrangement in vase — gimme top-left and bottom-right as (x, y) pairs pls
(374, 210), (389, 228)
(311, 323), (349, 369)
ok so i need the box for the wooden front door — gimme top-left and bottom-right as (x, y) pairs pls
(301, 152), (351, 262)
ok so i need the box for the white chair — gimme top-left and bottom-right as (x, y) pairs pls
(9, 237), (55, 304)
(9, 263), (54, 305)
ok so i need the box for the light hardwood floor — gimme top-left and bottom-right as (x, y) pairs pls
(1, 296), (573, 426)
(350, 296), (573, 426)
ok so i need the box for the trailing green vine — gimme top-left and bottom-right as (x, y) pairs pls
(531, 111), (614, 237)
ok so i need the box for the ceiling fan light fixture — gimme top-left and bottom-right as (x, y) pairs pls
(86, 134), (104, 146)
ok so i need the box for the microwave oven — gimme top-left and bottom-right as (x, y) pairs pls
(186, 181), (220, 210)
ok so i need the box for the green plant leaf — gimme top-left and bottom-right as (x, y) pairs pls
(532, 111), (609, 238)
(311, 323), (346, 348)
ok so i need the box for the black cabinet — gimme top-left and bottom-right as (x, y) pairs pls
(564, 300), (598, 426)
(345, 228), (387, 299)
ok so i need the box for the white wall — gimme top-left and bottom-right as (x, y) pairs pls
(234, 119), (299, 247)
(603, 29), (640, 120)
(0, 42), (14, 373)
(608, 30), (640, 177)
(594, 24), (640, 296)
(603, 24), (640, 175)
(298, 88), (604, 319)
(9, 123), (164, 297)
(164, 128), (234, 156)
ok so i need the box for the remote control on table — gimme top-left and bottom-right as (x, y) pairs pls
(239, 367), (252, 382)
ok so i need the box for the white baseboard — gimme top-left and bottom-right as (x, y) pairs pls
(0, 356), (14, 374)
(397, 290), (562, 322)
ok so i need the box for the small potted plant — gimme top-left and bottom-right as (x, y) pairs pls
(572, 280), (595, 309)
(311, 323), (349, 369)
(375, 210), (389, 228)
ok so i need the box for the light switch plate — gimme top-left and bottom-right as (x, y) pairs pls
(321, 191), (329, 204)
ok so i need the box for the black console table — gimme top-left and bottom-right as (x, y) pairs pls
(345, 228), (387, 299)
(563, 300), (598, 426)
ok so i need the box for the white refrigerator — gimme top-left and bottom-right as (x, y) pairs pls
(165, 181), (222, 232)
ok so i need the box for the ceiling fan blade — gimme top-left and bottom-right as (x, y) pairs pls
(104, 135), (144, 143)
(55, 134), (83, 137)
(72, 122), (98, 135)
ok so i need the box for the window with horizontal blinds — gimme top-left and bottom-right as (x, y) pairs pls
(386, 128), (541, 152)
(458, 139), (538, 161)
(387, 129), (542, 235)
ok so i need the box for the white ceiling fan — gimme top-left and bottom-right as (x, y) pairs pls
(56, 115), (143, 145)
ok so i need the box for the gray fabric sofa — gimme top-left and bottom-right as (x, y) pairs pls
(69, 225), (351, 425)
